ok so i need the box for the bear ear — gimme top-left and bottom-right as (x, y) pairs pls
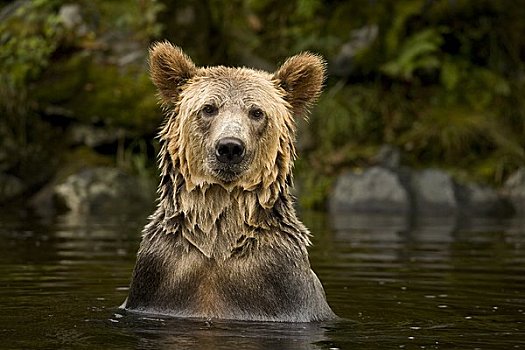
(149, 41), (197, 104)
(273, 52), (326, 117)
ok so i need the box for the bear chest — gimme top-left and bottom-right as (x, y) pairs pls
(149, 244), (309, 319)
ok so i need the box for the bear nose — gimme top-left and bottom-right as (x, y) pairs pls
(215, 137), (246, 164)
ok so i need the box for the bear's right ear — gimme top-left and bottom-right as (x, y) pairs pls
(149, 42), (197, 104)
(273, 52), (326, 118)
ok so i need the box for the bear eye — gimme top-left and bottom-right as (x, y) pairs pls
(249, 108), (265, 121)
(202, 104), (218, 117)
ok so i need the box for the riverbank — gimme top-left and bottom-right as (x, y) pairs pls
(1, 1), (524, 217)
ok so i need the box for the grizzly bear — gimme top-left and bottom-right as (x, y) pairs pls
(122, 42), (337, 322)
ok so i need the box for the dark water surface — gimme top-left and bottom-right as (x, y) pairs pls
(1, 210), (524, 349)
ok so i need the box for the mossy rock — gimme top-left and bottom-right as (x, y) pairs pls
(32, 54), (90, 104)
(33, 52), (160, 134)
(69, 62), (159, 132)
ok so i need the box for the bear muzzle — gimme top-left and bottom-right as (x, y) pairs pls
(209, 137), (251, 184)
(215, 137), (246, 165)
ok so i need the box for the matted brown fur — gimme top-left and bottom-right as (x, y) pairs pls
(123, 42), (336, 322)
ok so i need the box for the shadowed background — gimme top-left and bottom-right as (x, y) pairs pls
(1, 0), (524, 214)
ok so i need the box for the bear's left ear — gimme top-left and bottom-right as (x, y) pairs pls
(273, 52), (326, 117)
(149, 41), (197, 104)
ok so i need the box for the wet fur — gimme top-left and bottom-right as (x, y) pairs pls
(124, 42), (336, 322)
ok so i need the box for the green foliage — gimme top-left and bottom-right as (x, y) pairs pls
(202, 0), (337, 63)
(439, 57), (511, 108)
(98, 0), (165, 42)
(0, 0), (64, 112)
(0, 0), (66, 188)
(294, 160), (333, 210)
(313, 83), (382, 153)
(384, 0), (423, 57)
(409, 107), (490, 155)
(1, 0), (525, 209)
(0, 0), (164, 199)
(289, 0), (525, 207)
(382, 28), (444, 80)
(60, 62), (159, 131)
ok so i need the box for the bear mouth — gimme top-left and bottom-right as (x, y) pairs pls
(212, 166), (244, 183)
(210, 158), (253, 184)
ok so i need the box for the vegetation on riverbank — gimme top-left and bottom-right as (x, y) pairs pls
(1, 0), (524, 209)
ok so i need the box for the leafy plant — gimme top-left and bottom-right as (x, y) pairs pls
(0, 0), (64, 113)
(381, 28), (444, 81)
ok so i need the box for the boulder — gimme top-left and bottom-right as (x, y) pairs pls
(53, 167), (154, 215)
(0, 174), (25, 203)
(58, 4), (88, 36)
(70, 125), (125, 148)
(371, 144), (401, 169)
(329, 164), (516, 218)
(503, 168), (525, 214)
(410, 169), (458, 215)
(329, 166), (410, 214)
(456, 182), (514, 217)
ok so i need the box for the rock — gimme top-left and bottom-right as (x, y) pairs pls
(53, 167), (155, 215)
(58, 4), (88, 36)
(371, 144), (401, 169)
(101, 32), (146, 66)
(0, 174), (25, 203)
(456, 183), (514, 217)
(503, 168), (525, 214)
(118, 50), (145, 67)
(329, 166), (410, 214)
(70, 125), (125, 148)
(410, 169), (457, 215)
(331, 25), (379, 77)
(330, 164), (515, 218)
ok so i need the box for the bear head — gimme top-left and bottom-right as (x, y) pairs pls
(150, 42), (325, 207)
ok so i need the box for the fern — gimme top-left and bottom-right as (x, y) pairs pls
(382, 28), (444, 80)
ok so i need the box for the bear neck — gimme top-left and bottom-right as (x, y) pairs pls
(145, 145), (310, 260)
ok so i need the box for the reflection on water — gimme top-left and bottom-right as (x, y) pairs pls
(112, 315), (334, 350)
(0, 209), (524, 349)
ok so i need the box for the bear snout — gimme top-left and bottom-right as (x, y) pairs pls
(215, 137), (246, 164)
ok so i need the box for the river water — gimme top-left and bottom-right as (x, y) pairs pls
(0, 209), (524, 349)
